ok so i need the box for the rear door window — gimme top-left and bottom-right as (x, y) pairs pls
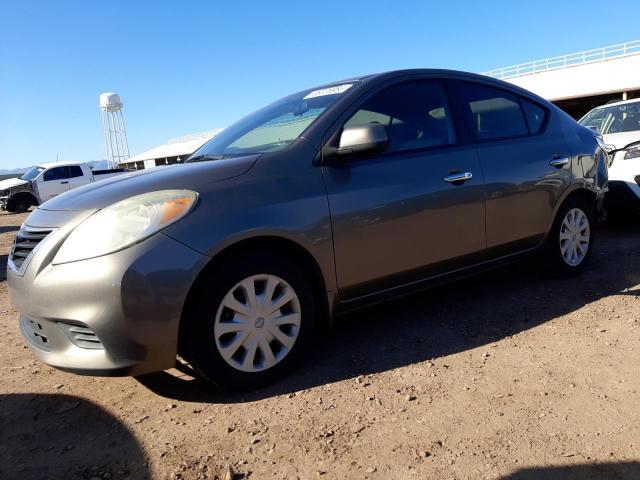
(458, 82), (528, 141)
(68, 165), (83, 178)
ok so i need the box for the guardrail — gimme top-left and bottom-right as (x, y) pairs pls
(482, 40), (640, 80)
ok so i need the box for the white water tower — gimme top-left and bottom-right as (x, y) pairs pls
(99, 92), (130, 169)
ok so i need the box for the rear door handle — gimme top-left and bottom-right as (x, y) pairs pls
(443, 172), (473, 184)
(61, 181), (69, 184)
(549, 157), (569, 167)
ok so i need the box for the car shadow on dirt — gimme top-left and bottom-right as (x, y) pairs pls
(0, 224), (20, 234)
(136, 226), (640, 403)
(0, 254), (8, 281)
(0, 393), (150, 479)
(499, 461), (640, 479)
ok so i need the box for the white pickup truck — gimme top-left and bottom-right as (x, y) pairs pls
(0, 161), (130, 212)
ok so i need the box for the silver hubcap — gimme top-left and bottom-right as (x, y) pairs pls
(559, 208), (590, 267)
(214, 274), (301, 373)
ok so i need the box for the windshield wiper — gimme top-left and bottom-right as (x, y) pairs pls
(186, 154), (229, 163)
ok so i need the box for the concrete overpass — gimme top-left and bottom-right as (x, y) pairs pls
(482, 40), (640, 118)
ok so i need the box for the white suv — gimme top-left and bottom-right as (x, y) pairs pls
(579, 99), (640, 211)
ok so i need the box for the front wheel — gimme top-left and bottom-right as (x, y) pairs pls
(5, 198), (31, 213)
(543, 197), (594, 276)
(180, 252), (317, 390)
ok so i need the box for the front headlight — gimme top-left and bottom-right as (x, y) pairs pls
(624, 147), (640, 160)
(595, 135), (615, 154)
(53, 190), (198, 264)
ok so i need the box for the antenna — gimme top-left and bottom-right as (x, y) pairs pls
(99, 93), (130, 169)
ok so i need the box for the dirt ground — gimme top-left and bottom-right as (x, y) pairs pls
(1, 210), (639, 480)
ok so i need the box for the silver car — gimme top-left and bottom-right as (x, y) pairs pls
(9, 70), (608, 390)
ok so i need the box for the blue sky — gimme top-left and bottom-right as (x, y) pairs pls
(1, 0), (639, 170)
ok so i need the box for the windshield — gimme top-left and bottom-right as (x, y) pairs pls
(20, 166), (44, 181)
(188, 82), (356, 160)
(579, 102), (640, 135)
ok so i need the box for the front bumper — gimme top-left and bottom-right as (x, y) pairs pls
(8, 208), (210, 376)
(606, 151), (640, 209)
(605, 176), (640, 210)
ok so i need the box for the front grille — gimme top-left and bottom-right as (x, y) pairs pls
(59, 323), (103, 349)
(10, 226), (53, 271)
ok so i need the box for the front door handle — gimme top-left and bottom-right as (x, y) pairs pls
(549, 157), (569, 167)
(61, 181), (69, 184)
(444, 172), (473, 184)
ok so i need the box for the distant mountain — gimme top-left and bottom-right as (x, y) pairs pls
(0, 160), (110, 176)
(0, 167), (29, 175)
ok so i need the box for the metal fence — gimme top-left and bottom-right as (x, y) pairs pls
(482, 40), (640, 80)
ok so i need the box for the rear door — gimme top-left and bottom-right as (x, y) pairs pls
(37, 166), (71, 201)
(454, 81), (571, 255)
(67, 165), (90, 189)
(322, 79), (486, 300)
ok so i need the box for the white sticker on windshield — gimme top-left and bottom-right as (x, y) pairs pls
(303, 84), (353, 100)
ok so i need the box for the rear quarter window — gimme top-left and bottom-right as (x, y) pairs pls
(521, 99), (547, 134)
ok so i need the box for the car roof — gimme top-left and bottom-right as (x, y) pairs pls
(331, 68), (512, 85)
(348, 68), (548, 102)
(37, 160), (86, 169)
(595, 98), (640, 108)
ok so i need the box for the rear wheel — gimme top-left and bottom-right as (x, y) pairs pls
(180, 252), (317, 390)
(543, 196), (594, 276)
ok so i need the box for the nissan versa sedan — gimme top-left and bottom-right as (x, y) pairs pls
(9, 69), (608, 390)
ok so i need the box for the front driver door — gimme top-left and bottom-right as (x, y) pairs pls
(37, 166), (71, 202)
(322, 79), (487, 300)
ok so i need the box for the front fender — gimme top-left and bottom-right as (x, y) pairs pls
(161, 142), (337, 298)
(7, 181), (40, 204)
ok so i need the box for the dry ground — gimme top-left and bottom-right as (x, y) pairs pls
(1, 210), (639, 480)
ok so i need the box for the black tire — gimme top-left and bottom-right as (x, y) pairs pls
(542, 196), (594, 277)
(6, 195), (33, 213)
(179, 251), (318, 391)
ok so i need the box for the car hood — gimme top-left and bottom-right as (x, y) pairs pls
(39, 154), (261, 211)
(602, 131), (640, 150)
(0, 177), (28, 190)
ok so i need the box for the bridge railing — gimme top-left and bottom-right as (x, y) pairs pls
(482, 40), (640, 80)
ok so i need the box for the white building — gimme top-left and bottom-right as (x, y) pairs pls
(121, 129), (223, 170)
(482, 40), (640, 118)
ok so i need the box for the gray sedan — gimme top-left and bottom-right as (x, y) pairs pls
(8, 69), (608, 390)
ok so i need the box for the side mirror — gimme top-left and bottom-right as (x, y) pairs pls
(337, 123), (390, 157)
